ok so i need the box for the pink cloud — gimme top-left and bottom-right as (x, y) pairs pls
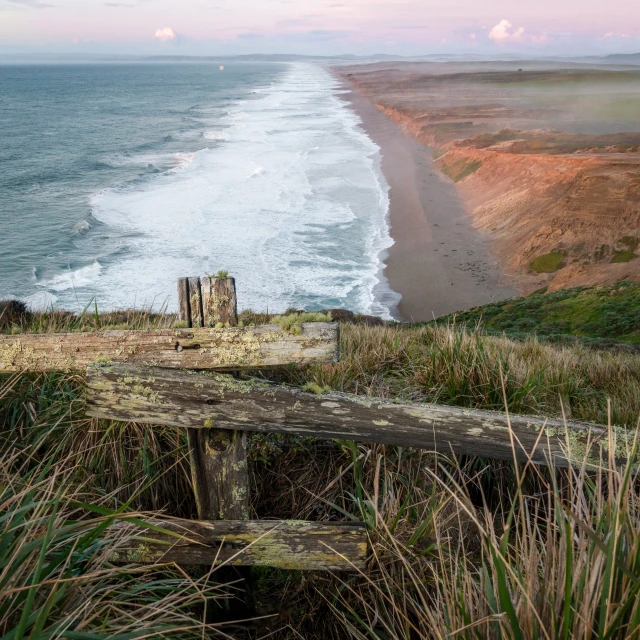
(489, 19), (525, 43)
(154, 27), (177, 42)
(531, 33), (549, 44)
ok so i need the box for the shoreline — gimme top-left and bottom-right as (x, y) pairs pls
(339, 83), (518, 322)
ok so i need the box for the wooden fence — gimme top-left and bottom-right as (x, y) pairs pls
(0, 275), (626, 571)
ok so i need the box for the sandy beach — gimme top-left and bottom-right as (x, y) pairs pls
(341, 86), (518, 322)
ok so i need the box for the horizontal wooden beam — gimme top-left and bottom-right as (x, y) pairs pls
(111, 519), (368, 571)
(86, 363), (628, 468)
(0, 323), (338, 372)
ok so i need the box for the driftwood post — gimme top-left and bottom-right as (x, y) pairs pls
(183, 276), (250, 521)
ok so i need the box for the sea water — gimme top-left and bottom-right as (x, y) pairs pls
(0, 62), (396, 317)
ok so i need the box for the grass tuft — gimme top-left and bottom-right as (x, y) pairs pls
(271, 311), (332, 334)
(612, 250), (636, 263)
(529, 251), (564, 273)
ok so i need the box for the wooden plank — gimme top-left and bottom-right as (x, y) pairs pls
(188, 275), (249, 521)
(201, 276), (238, 328)
(177, 278), (191, 325)
(111, 519), (368, 571)
(188, 277), (204, 328)
(86, 363), (631, 469)
(0, 323), (338, 372)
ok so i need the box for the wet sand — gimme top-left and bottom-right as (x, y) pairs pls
(342, 88), (518, 322)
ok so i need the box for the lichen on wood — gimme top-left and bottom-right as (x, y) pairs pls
(87, 362), (633, 469)
(110, 518), (368, 571)
(0, 323), (338, 372)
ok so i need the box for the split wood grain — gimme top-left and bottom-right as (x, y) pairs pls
(201, 276), (238, 327)
(86, 363), (630, 468)
(188, 277), (204, 328)
(0, 323), (338, 372)
(177, 278), (191, 325)
(111, 519), (367, 571)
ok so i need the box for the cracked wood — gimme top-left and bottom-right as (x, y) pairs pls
(111, 519), (367, 571)
(86, 363), (627, 468)
(0, 323), (338, 372)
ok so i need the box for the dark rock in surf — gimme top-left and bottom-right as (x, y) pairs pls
(0, 300), (31, 331)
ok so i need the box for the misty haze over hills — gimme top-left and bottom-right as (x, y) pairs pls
(1, 52), (639, 65)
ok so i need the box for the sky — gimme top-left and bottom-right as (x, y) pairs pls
(1, 0), (639, 57)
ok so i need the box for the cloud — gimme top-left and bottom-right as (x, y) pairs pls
(489, 19), (524, 43)
(154, 27), (177, 42)
(531, 33), (549, 44)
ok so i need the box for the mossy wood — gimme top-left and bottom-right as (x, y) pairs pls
(187, 276), (249, 521)
(0, 323), (338, 372)
(87, 363), (631, 468)
(111, 519), (367, 571)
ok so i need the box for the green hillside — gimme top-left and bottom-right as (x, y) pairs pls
(434, 281), (640, 347)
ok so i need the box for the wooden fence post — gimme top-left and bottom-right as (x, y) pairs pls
(182, 276), (250, 521)
(201, 276), (238, 327)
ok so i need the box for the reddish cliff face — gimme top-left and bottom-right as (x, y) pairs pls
(339, 65), (640, 293)
(437, 146), (640, 291)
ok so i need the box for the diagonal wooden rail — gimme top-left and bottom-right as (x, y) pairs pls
(86, 362), (632, 469)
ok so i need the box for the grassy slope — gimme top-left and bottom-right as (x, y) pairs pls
(434, 281), (640, 347)
(2, 303), (640, 637)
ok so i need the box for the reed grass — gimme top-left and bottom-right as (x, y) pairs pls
(0, 416), (241, 637)
(299, 431), (640, 639)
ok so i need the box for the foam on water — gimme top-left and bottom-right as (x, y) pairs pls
(40, 64), (396, 317)
(39, 261), (103, 292)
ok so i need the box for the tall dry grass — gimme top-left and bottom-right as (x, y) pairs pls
(0, 376), (243, 638)
(253, 433), (640, 639)
(272, 323), (640, 427)
(2, 319), (640, 637)
(336, 434), (640, 639)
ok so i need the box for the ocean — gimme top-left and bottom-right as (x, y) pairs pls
(0, 62), (396, 318)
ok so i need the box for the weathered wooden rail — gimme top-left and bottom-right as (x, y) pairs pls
(0, 324), (338, 372)
(86, 362), (619, 468)
(2, 274), (631, 573)
(113, 519), (367, 570)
